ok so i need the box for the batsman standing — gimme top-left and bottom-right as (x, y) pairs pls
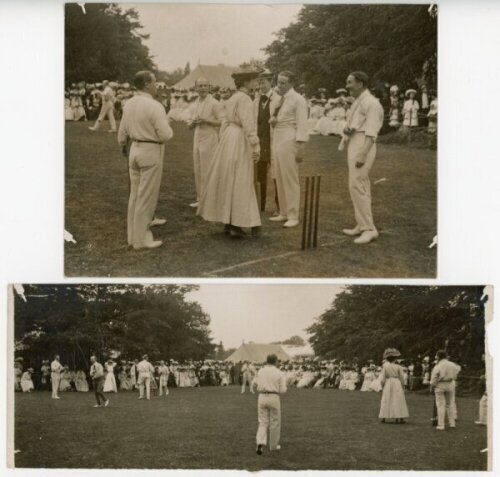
(254, 354), (287, 455)
(342, 71), (384, 244)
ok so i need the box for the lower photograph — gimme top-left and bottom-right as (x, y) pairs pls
(8, 283), (491, 471)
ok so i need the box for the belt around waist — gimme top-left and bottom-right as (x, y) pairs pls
(132, 139), (162, 145)
(260, 391), (279, 394)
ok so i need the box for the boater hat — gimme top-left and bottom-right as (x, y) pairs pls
(258, 68), (274, 80)
(405, 89), (417, 96)
(383, 348), (401, 359)
(231, 63), (263, 80)
(336, 88), (348, 95)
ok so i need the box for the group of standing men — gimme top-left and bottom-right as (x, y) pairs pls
(116, 66), (384, 249)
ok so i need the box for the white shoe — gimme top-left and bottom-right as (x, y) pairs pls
(133, 240), (162, 250)
(88, 126), (97, 131)
(93, 404), (101, 407)
(150, 218), (166, 226)
(342, 226), (362, 236)
(53, 396), (61, 400)
(354, 230), (379, 244)
(269, 214), (287, 222)
(283, 219), (299, 228)
(436, 426), (445, 431)
(104, 400), (110, 407)
(108, 129), (117, 133)
(189, 201), (199, 208)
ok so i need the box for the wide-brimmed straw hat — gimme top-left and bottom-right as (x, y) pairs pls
(405, 89), (417, 96)
(231, 63), (262, 79)
(383, 348), (401, 359)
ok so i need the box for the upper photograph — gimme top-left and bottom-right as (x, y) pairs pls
(64, 3), (438, 278)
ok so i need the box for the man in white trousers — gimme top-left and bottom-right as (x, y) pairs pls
(187, 77), (223, 208)
(158, 360), (170, 396)
(118, 71), (173, 250)
(269, 71), (309, 228)
(254, 354), (287, 455)
(342, 71), (384, 244)
(89, 80), (117, 132)
(137, 354), (155, 400)
(430, 350), (460, 430)
(50, 355), (64, 399)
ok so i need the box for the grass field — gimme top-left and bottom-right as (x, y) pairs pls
(14, 386), (486, 470)
(64, 121), (437, 277)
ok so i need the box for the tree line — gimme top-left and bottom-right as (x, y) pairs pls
(307, 286), (486, 369)
(14, 285), (215, 369)
(65, 4), (437, 94)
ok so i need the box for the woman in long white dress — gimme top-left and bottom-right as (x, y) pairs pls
(21, 368), (35, 392)
(197, 65), (261, 238)
(59, 368), (72, 391)
(75, 370), (89, 392)
(361, 366), (376, 391)
(402, 89), (419, 127)
(379, 349), (409, 423)
(103, 360), (118, 392)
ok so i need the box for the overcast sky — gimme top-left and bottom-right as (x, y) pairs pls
(126, 3), (303, 71)
(186, 284), (342, 349)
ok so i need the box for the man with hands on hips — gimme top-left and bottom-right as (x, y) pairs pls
(342, 71), (384, 244)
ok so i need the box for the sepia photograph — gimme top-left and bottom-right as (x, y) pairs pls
(64, 3), (438, 278)
(9, 284), (490, 470)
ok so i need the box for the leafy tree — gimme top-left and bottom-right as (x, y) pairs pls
(264, 4), (437, 96)
(14, 284), (215, 369)
(307, 286), (486, 368)
(65, 3), (155, 84)
(184, 62), (191, 76)
(273, 335), (306, 346)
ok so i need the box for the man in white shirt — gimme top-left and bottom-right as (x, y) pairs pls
(187, 78), (223, 208)
(254, 354), (287, 455)
(158, 360), (170, 397)
(89, 355), (109, 407)
(342, 71), (384, 244)
(50, 355), (64, 399)
(269, 71), (309, 228)
(137, 354), (155, 400)
(89, 80), (117, 132)
(430, 350), (460, 430)
(118, 71), (174, 250)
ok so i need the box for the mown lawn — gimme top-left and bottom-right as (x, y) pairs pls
(14, 386), (486, 470)
(65, 121), (436, 277)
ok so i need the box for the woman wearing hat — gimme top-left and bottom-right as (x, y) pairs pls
(21, 367), (35, 393)
(402, 89), (419, 127)
(197, 64), (262, 238)
(379, 348), (409, 423)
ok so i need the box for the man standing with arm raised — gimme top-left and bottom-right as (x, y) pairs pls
(269, 71), (309, 228)
(118, 71), (174, 250)
(254, 354), (287, 455)
(342, 71), (384, 244)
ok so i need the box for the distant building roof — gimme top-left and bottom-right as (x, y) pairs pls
(225, 342), (291, 363)
(173, 64), (237, 89)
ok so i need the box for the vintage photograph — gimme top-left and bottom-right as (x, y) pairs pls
(9, 284), (490, 470)
(64, 3), (438, 277)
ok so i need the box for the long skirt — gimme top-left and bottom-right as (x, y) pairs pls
(103, 373), (117, 392)
(379, 378), (409, 418)
(197, 124), (261, 228)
